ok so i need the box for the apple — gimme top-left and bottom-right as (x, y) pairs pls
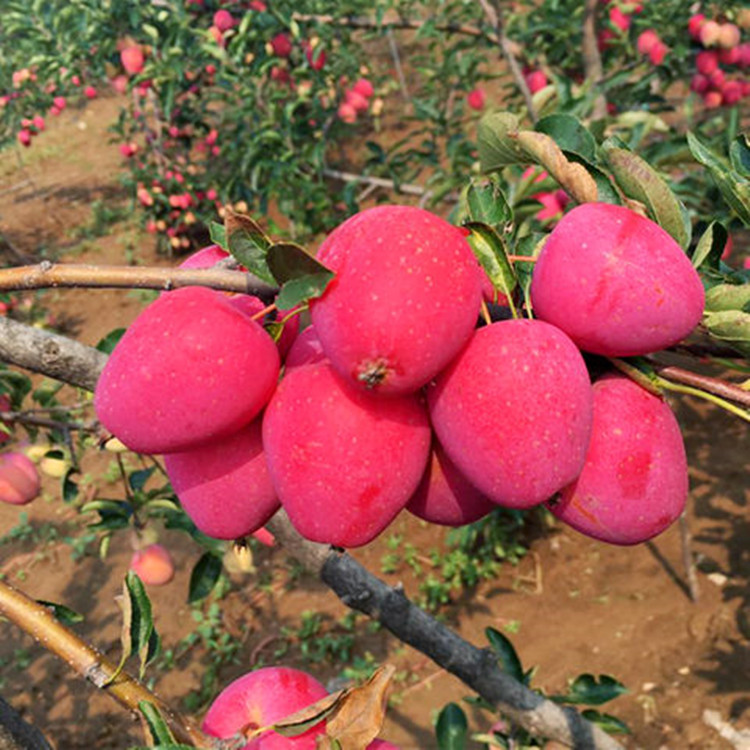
(121, 46), (145, 75)
(263, 362), (431, 547)
(130, 544), (175, 585)
(309, 205), (482, 395)
(428, 319), (593, 509)
(0, 452), (41, 505)
(548, 374), (688, 545)
(164, 418), (280, 540)
(530, 202), (705, 357)
(467, 88), (486, 111)
(94, 286), (280, 454)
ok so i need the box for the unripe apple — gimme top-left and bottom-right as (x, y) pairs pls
(95, 286), (280, 454)
(130, 544), (175, 585)
(428, 319), (593, 509)
(121, 46), (145, 75)
(407, 439), (496, 526)
(164, 418), (279, 540)
(548, 374), (687, 545)
(717, 23), (741, 50)
(530, 203), (705, 357)
(263, 362), (431, 547)
(0, 452), (41, 505)
(202, 667), (328, 748)
(699, 20), (722, 47)
(309, 205), (482, 395)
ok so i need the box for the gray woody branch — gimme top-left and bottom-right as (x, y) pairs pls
(0, 317), (623, 750)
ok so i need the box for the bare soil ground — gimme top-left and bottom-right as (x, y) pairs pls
(0, 95), (748, 750)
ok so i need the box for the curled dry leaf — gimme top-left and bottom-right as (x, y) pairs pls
(516, 131), (598, 204)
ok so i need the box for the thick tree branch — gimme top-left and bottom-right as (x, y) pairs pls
(0, 318), (624, 749)
(0, 263), (276, 300)
(0, 580), (209, 748)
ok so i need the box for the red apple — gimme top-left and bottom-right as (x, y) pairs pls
(263, 362), (431, 547)
(0, 452), (41, 505)
(428, 319), (593, 509)
(530, 202), (705, 357)
(130, 544), (175, 585)
(548, 374), (687, 545)
(309, 205), (482, 395)
(467, 87), (486, 111)
(121, 46), (145, 75)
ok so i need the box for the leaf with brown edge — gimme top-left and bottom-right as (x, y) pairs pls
(516, 131), (598, 204)
(322, 664), (396, 750)
(601, 142), (691, 249)
(270, 691), (342, 738)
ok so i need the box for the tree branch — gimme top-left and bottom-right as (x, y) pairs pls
(476, 0), (537, 123)
(0, 317), (624, 749)
(0, 262), (276, 300)
(651, 363), (750, 408)
(0, 580), (209, 748)
(582, 0), (608, 119)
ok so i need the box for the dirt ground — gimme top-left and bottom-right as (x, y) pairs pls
(0, 95), (749, 750)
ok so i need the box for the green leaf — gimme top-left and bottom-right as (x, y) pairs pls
(556, 674), (628, 706)
(703, 310), (750, 357)
(267, 242), (335, 309)
(96, 328), (126, 354)
(729, 134), (750, 179)
(692, 222), (728, 271)
(138, 701), (176, 746)
(36, 599), (84, 624)
(112, 571), (159, 683)
(463, 222), (517, 312)
(602, 141), (691, 248)
(129, 467), (155, 493)
(687, 132), (750, 226)
(225, 210), (275, 284)
(209, 221), (226, 249)
(477, 112), (527, 172)
(0, 368), (32, 407)
(62, 467), (79, 504)
(535, 114), (596, 164)
(462, 178), (512, 227)
(705, 283), (750, 313)
(435, 703), (468, 750)
(485, 627), (525, 683)
(581, 709), (631, 735)
(188, 552), (222, 604)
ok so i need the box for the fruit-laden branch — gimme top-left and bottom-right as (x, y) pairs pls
(0, 262), (277, 300)
(0, 579), (209, 748)
(0, 318), (623, 750)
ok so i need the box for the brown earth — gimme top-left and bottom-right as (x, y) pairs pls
(0, 95), (748, 750)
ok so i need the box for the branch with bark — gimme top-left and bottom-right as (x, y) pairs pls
(0, 312), (624, 749)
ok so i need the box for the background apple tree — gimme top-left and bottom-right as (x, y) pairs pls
(0, 0), (749, 748)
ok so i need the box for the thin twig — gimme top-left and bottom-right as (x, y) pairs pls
(0, 579), (209, 747)
(323, 169), (458, 203)
(582, 0), (608, 119)
(386, 28), (411, 103)
(651, 363), (750, 408)
(0, 410), (98, 434)
(679, 511), (699, 603)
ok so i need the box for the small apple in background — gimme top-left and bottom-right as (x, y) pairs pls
(337, 102), (357, 123)
(524, 70), (548, 94)
(130, 544), (175, 586)
(467, 87), (486, 111)
(84, 85), (97, 99)
(213, 9), (234, 33)
(121, 46), (145, 75)
(0, 452), (41, 506)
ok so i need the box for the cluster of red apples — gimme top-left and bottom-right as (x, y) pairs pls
(95, 200), (704, 550)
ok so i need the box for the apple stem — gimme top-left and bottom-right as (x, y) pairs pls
(506, 255), (538, 263)
(480, 299), (492, 326)
(250, 303), (277, 322)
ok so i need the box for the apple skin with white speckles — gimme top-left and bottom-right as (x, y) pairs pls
(407, 439), (496, 526)
(262, 361), (431, 547)
(309, 205), (482, 396)
(548, 374), (688, 545)
(95, 286), (280, 454)
(530, 203), (705, 357)
(427, 319), (593, 509)
(164, 417), (280, 540)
